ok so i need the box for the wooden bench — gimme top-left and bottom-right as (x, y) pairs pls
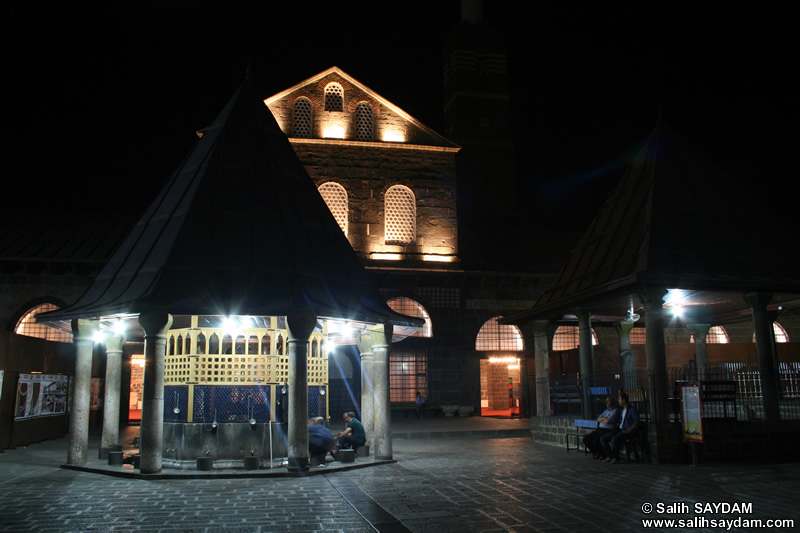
(391, 401), (442, 418)
(566, 419), (597, 454)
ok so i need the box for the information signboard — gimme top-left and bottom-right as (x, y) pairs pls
(14, 374), (69, 419)
(681, 384), (703, 443)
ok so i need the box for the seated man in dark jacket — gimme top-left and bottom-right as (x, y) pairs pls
(599, 391), (640, 464)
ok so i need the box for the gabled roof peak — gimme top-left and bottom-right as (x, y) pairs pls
(265, 66), (458, 149)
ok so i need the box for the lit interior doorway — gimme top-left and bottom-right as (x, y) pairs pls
(129, 356), (144, 422)
(480, 357), (521, 417)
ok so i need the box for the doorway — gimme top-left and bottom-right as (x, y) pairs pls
(129, 356), (144, 422)
(480, 356), (521, 417)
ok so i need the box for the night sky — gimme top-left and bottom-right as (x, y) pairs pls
(8, 3), (794, 230)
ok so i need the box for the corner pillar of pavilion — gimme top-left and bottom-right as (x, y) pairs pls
(67, 318), (99, 466)
(138, 313), (173, 474)
(358, 324), (393, 460)
(100, 331), (126, 455)
(745, 292), (780, 420)
(638, 287), (681, 462)
(614, 312), (638, 392)
(685, 323), (711, 382)
(575, 309), (595, 419)
(286, 315), (317, 472)
(531, 320), (552, 417)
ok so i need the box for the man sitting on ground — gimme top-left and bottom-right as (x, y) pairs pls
(583, 397), (618, 459)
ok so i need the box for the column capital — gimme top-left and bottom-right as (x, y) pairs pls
(138, 313), (173, 337)
(574, 309), (592, 322)
(104, 332), (126, 353)
(686, 323), (711, 339)
(638, 286), (668, 309)
(71, 318), (99, 340)
(531, 320), (552, 336)
(615, 320), (635, 337)
(744, 292), (773, 310)
(287, 315), (316, 341)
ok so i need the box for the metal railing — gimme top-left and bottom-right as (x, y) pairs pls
(544, 356), (800, 422)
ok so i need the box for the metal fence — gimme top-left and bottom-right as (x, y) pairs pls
(545, 356), (800, 422)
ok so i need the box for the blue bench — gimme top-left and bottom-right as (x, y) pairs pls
(566, 419), (597, 454)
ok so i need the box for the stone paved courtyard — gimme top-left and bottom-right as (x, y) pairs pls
(1, 420), (798, 532)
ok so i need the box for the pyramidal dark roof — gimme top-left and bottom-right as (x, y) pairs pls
(39, 81), (420, 328)
(507, 124), (800, 322)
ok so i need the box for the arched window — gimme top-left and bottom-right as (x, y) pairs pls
(691, 326), (729, 344)
(552, 326), (598, 351)
(324, 83), (343, 111)
(387, 297), (432, 337)
(385, 185), (416, 245)
(15, 303), (73, 343)
(293, 97), (312, 138)
(355, 102), (373, 141)
(476, 316), (523, 351)
(318, 182), (348, 236)
(752, 322), (789, 343)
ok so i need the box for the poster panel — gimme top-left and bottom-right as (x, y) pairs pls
(681, 384), (703, 443)
(14, 374), (69, 420)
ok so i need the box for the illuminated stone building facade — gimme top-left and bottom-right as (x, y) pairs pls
(263, 67), (545, 418)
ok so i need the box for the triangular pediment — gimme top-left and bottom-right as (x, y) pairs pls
(265, 66), (458, 149)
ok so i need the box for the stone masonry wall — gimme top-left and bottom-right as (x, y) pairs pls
(292, 143), (458, 258)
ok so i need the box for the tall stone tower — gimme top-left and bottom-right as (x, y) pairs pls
(443, 0), (515, 225)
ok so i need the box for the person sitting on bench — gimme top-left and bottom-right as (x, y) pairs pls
(599, 391), (640, 464)
(584, 397), (618, 459)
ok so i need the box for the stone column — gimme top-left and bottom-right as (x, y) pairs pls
(532, 321), (551, 417)
(519, 357), (531, 418)
(639, 288), (668, 423)
(576, 310), (594, 419)
(286, 315), (316, 472)
(615, 318), (637, 392)
(745, 292), (779, 421)
(138, 313), (173, 475)
(686, 323), (710, 382)
(67, 318), (99, 465)
(101, 332), (126, 453)
(360, 351), (375, 449)
(370, 324), (393, 460)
